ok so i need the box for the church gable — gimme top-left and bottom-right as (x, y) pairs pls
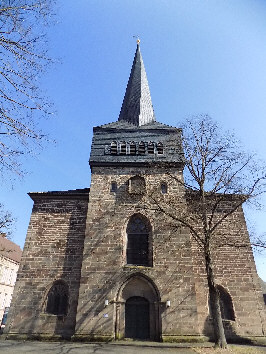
(5, 189), (89, 337)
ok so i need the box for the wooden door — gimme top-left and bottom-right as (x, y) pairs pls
(125, 296), (150, 339)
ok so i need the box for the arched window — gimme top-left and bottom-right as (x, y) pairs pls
(157, 142), (163, 154)
(126, 215), (151, 266)
(120, 141), (127, 155)
(217, 286), (235, 321)
(46, 280), (68, 316)
(148, 142), (154, 154)
(111, 141), (117, 155)
(161, 182), (167, 194)
(138, 141), (146, 155)
(129, 142), (136, 155)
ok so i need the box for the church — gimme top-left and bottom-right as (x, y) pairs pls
(5, 43), (265, 342)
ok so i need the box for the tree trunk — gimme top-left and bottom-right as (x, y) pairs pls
(205, 246), (227, 348)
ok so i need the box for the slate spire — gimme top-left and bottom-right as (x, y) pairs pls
(118, 43), (156, 126)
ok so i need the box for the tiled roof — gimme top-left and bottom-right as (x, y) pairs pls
(0, 235), (22, 263)
(118, 44), (156, 126)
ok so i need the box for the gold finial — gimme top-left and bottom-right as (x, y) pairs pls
(133, 35), (140, 45)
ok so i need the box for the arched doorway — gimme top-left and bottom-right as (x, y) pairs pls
(125, 296), (150, 339)
(115, 274), (161, 341)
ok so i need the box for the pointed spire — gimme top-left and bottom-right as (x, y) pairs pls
(118, 43), (156, 126)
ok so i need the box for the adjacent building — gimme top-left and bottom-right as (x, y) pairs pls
(5, 44), (266, 341)
(0, 234), (22, 324)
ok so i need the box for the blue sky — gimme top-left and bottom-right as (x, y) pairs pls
(1, 0), (266, 280)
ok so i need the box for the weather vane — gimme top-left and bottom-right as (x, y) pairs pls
(133, 35), (140, 44)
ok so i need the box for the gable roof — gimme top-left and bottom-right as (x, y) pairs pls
(0, 234), (22, 263)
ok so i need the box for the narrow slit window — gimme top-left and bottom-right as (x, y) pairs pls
(161, 183), (167, 194)
(110, 181), (117, 192)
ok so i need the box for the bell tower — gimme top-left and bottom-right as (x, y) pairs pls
(89, 42), (183, 168)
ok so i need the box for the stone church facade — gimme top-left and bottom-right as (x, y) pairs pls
(5, 44), (265, 342)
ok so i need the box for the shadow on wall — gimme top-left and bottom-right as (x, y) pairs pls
(8, 199), (89, 340)
(203, 317), (253, 344)
(52, 208), (88, 339)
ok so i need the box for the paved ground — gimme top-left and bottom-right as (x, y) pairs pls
(0, 340), (265, 354)
(0, 340), (199, 354)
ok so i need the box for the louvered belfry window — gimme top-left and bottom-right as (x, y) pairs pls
(126, 215), (150, 266)
(46, 281), (68, 316)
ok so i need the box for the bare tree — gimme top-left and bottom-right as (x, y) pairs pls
(0, 203), (14, 238)
(146, 115), (266, 348)
(0, 1), (56, 236)
(0, 0), (56, 177)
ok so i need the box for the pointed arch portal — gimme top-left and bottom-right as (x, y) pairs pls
(115, 274), (161, 341)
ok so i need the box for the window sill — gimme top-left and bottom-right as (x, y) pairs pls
(123, 265), (153, 270)
(208, 317), (235, 323)
(40, 313), (67, 319)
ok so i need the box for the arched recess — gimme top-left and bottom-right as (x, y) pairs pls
(126, 213), (152, 267)
(217, 285), (235, 321)
(128, 176), (146, 195)
(115, 274), (161, 341)
(208, 285), (235, 321)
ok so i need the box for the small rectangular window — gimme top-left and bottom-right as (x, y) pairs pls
(110, 182), (117, 192)
(161, 183), (167, 194)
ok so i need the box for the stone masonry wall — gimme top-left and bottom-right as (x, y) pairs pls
(75, 166), (201, 340)
(5, 195), (88, 338)
(5, 166), (265, 341)
(191, 206), (266, 339)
